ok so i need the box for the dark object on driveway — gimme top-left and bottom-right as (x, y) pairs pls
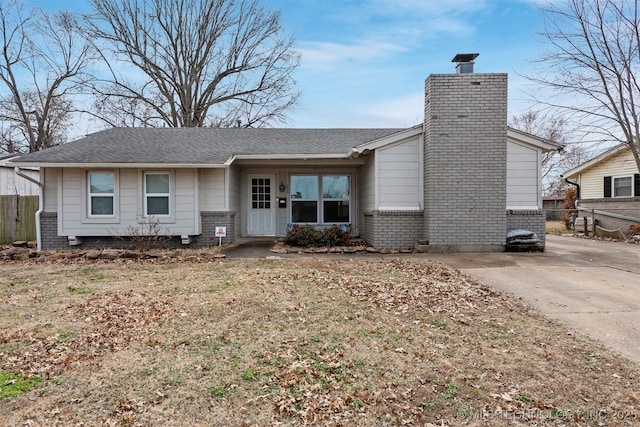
(506, 229), (544, 252)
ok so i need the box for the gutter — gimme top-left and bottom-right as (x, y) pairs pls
(14, 167), (44, 251)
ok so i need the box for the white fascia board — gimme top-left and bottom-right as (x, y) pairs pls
(377, 206), (422, 211)
(6, 162), (229, 169)
(352, 124), (422, 155)
(230, 153), (352, 162)
(507, 128), (560, 152)
(507, 206), (540, 211)
(562, 144), (628, 178)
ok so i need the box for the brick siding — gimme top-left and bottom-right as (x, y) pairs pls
(506, 209), (546, 245)
(362, 210), (423, 249)
(40, 212), (67, 250)
(423, 73), (508, 251)
(195, 211), (237, 247)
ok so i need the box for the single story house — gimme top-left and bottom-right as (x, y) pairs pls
(9, 56), (558, 252)
(562, 144), (640, 231)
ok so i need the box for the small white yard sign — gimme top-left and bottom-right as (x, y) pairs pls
(215, 227), (226, 246)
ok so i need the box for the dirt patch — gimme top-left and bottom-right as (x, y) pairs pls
(0, 257), (638, 426)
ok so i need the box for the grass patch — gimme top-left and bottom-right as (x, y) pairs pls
(0, 371), (42, 399)
(67, 286), (92, 294)
(546, 220), (569, 234)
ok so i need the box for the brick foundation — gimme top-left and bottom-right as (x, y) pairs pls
(40, 212), (68, 250)
(362, 210), (423, 249)
(196, 211), (237, 246)
(38, 211), (238, 250)
(506, 209), (546, 246)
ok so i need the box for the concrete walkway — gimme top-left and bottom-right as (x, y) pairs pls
(428, 235), (640, 363)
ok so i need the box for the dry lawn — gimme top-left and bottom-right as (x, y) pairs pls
(545, 220), (569, 234)
(0, 255), (639, 426)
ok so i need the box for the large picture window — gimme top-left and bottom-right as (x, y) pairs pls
(144, 172), (170, 216)
(290, 174), (350, 223)
(88, 172), (115, 217)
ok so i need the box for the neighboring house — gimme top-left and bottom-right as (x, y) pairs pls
(0, 154), (40, 196)
(9, 56), (558, 252)
(563, 145), (640, 231)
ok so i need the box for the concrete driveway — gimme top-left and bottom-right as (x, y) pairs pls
(428, 235), (640, 363)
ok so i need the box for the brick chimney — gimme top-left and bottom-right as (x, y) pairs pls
(422, 54), (508, 252)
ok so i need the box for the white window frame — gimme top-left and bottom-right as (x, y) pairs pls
(290, 175), (319, 224)
(86, 170), (118, 220)
(290, 174), (351, 224)
(321, 175), (350, 223)
(143, 171), (172, 217)
(613, 175), (634, 198)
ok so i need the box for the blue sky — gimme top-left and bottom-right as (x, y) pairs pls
(31, 0), (547, 129)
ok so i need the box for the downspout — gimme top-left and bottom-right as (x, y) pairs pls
(14, 167), (43, 251)
(562, 176), (582, 231)
(563, 176), (580, 208)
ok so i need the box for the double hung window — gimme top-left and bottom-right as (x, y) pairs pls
(88, 172), (115, 217)
(144, 172), (170, 216)
(613, 176), (633, 197)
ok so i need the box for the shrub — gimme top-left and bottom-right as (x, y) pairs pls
(285, 224), (351, 247)
(561, 187), (578, 229)
(285, 224), (327, 247)
(126, 215), (171, 251)
(324, 225), (351, 247)
(628, 223), (640, 236)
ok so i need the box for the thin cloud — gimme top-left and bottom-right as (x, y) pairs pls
(362, 92), (424, 127)
(298, 40), (408, 68)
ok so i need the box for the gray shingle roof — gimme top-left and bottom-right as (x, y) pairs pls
(11, 128), (405, 165)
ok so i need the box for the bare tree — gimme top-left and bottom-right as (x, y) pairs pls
(510, 110), (588, 195)
(0, 2), (93, 153)
(531, 0), (640, 172)
(86, 0), (300, 128)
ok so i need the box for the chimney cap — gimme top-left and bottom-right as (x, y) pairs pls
(452, 53), (479, 63)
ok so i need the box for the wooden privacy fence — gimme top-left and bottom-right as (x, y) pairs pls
(1, 195), (38, 244)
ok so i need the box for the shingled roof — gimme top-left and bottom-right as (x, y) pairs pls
(11, 127), (405, 165)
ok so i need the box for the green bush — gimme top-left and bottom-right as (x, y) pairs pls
(285, 224), (350, 247)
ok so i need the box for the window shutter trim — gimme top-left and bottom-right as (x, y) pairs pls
(634, 173), (640, 197)
(604, 176), (612, 198)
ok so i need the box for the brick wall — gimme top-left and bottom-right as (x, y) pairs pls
(39, 210), (238, 250)
(423, 73), (508, 252)
(40, 212), (67, 250)
(506, 209), (546, 245)
(194, 211), (237, 247)
(362, 210), (423, 249)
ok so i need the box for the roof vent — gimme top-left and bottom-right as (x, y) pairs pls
(452, 53), (479, 73)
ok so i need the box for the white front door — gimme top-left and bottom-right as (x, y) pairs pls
(247, 174), (276, 235)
